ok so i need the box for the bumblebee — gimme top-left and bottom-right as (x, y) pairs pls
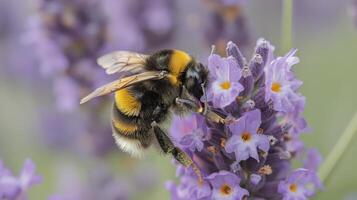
(80, 49), (229, 182)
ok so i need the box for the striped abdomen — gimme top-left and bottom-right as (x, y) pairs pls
(112, 87), (150, 157)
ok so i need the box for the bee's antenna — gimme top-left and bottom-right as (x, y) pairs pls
(210, 45), (216, 55)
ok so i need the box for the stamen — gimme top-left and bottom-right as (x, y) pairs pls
(220, 81), (231, 90)
(220, 138), (227, 147)
(271, 82), (282, 93)
(207, 146), (218, 154)
(241, 131), (251, 142)
(258, 165), (272, 175)
(289, 183), (298, 193)
(220, 184), (233, 196)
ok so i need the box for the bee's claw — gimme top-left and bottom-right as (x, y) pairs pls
(222, 115), (235, 124)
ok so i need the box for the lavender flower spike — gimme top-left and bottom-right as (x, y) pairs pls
(167, 40), (322, 200)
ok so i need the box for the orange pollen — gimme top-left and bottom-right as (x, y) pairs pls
(220, 184), (233, 196)
(207, 146), (218, 154)
(220, 81), (231, 90)
(241, 132), (251, 142)
(257, 128), (264, 134)
(271, 82), (282, 93)
(258, 165), (273, 175)
(289, 184), (298, 193)
(220, 138), (227, 147)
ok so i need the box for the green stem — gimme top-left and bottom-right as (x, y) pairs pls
(281, 0), (293, 53)
(318, 111), (357, 183)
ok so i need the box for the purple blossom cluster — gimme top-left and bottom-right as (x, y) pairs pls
(23, 0), (175, 154)
(47, 162), (158, 200)
(167, 39), (322, 200)
(0, 159), (42, 200)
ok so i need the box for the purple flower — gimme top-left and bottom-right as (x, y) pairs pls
(178, 115), (208, 152)
(303, 148), (322, 171)
(166, 169), (211, 200)
(225, 109), (270, 162)
(278, 168), (322, 200)
(282, 97), (310, 135)
(206, 54), (244, 108)
(0, 159), (42, 200)
(170, 114), (207, 149)
(265, 49), (303, 113)
(206, 171), (248, 200)
(180, 130), (205, 152)
(139, 0), (174, 36)
(54, 77), (80, 112)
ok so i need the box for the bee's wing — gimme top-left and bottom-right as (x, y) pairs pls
(97, 51), (149, 75)
(80, 71), (167, 104)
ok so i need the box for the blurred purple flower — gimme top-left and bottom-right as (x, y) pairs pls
(278, 169), (322, 200)
(206, 54), (244, 108)
(166, 169), (212, 200)
(207, 171), (248, 200)
(54, 77), (80, 112)
(303, 148), (322, 171)
(167, 40), (322, 199)
(265, 49), (303, 113)
(50, 162), (157, 200)
(225, 109), (270, 162)
(203, 0), (250, 54)
(351, 0), (357, 27)
(0, 159), (42, 200)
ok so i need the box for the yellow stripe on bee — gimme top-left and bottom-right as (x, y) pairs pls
(115, 89), (141, 116)
(168, 50), (192, 85)
(112, 119), (138, 134)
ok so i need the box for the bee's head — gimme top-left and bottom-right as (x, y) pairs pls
(182, 62), (209, 100)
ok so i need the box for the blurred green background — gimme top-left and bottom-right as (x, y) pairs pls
(0, 0), (356, 199)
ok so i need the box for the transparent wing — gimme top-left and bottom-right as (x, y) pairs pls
(80, 71), (167, 104)
(97, 51), (149, 75)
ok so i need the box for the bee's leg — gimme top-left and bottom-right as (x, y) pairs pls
(152, 123), (203, 184)
(204, 110), (235, 124)
(200, 83), (208, 115)
(175, 97), (233, 124)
